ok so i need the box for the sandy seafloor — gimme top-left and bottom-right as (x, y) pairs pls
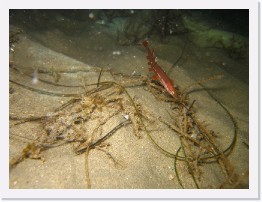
(9, 22), (249, 189)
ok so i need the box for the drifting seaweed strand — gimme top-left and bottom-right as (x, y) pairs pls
(54, 98), (82, 112)
(10, 79), (82, 97)
(10, 114), (50, 122)
(85, 148), (91, 189)
(193, 119), (221, 155)
(167, 39), (187, 75)
(81, 119), (131, 188)
(179, 136), (199, 189)
(97, 68), (103, 87)
(75, 119), (131, 154)
(11, 66), (83, 88)
(180, 108), (199, 189)
(174, 147), (184, 188)
(158, 117), (214, 159)
(195, 86), (237, 163)
(202, 86), (237, 156)
(90, 119), (131, 149)
(10, 132), (36, 143)
(182, 74), (224, 96)
(191, 83), (238, 186)
(11, 65), (130, 91)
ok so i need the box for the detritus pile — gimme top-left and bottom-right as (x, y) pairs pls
(9, 62), (238, 189)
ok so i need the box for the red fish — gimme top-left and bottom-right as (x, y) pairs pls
(143, 40), (177, 98)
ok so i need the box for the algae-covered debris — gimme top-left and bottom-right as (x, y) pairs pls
(10, 64), (238, 188)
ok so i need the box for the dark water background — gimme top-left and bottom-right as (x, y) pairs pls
(9, 9), (249, 36)
(9, 9), (249, 83)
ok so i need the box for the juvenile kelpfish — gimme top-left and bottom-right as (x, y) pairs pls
(143, 40), (177, 98)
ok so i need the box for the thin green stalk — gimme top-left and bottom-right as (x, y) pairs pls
(179, 137), (199, 189)
(174, 147), (184, 188)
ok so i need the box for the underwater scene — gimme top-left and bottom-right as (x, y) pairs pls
(9, 9), (249, 189)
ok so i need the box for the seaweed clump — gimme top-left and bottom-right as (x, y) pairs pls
(9, 45), (239, 189)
